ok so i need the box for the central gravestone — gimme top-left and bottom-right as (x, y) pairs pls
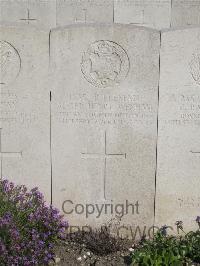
(51, 24), (160, 233)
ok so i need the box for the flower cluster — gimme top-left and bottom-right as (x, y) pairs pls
(196, 216), (200, 229)
(0, 179), (68, 265)
(175, 220), (184, 234)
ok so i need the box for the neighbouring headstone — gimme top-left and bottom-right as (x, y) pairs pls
(56, 0), (114, 26)
(171, 0), (200, 27)
(50, 24), (160, 235)
(0, 26), (51, 201)
(155, 28), (200, 232)
(114, 0), (171, 29)
(0, 0), (56, 28)
(2, 0), (200, 31)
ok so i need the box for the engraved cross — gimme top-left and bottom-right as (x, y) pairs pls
(20, 9), (37, 24)
(75, 9), (87, 23)
(0, 129), (22, 178)
(190, 150), (200, 155)
(81, 131), (126, 200)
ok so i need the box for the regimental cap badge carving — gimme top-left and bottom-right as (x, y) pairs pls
(81, 40), (130, 88)
(0, 40), (21, 86)
(189, 53), (200, 85)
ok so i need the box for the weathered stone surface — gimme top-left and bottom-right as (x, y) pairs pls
(50, 24), (160, 233)
(171, 0), (200, 27)
(1, 0), (200, 30)
(114, 0), (171, 29)
(0, 0), (56, 28)
(0, 26), (51, 201)
(56, 0), (114, 26)
(155, 28), (200, 232)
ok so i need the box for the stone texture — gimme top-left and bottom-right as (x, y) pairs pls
(56, 0), (114, 26)
(171, 0), (200, 27)
(0, 0), (56, 28)
(1, 0), (200, 30)
(114, 0), (171, 29)
(155, 28), (200, 232)
(1, 1), (200, 236)
(50, 24), (160, 232)
(0, 26), (51, 201)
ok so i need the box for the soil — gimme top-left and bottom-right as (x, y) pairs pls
(49, 229), (200, 266)
(53, 241), (132, 266)
(51, 241), (200, 266)
(50, 230), (133, 266)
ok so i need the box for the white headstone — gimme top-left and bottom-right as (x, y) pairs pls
(50, 24), (160, 235)
(114, 0), (171, 29)
(56, 0), (114, 26)
(171, 0), (200, 27)
(0, 0), (56, 28)
(0, 26), (51, 201)
(156, 27), (200, 232)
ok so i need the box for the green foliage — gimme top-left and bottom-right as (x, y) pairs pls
(184, 230), (200, 263)
(130, 228), (200, 266)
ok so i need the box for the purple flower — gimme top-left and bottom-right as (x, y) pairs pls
(196, 216), (200, 228)
(160, 225), (169, 236)
(0, 178), (68, 265)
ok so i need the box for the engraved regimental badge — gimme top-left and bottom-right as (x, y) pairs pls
(0, 40), (21, 85)
(189, 53), (200, 85)
(81, 40), (130, 88)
